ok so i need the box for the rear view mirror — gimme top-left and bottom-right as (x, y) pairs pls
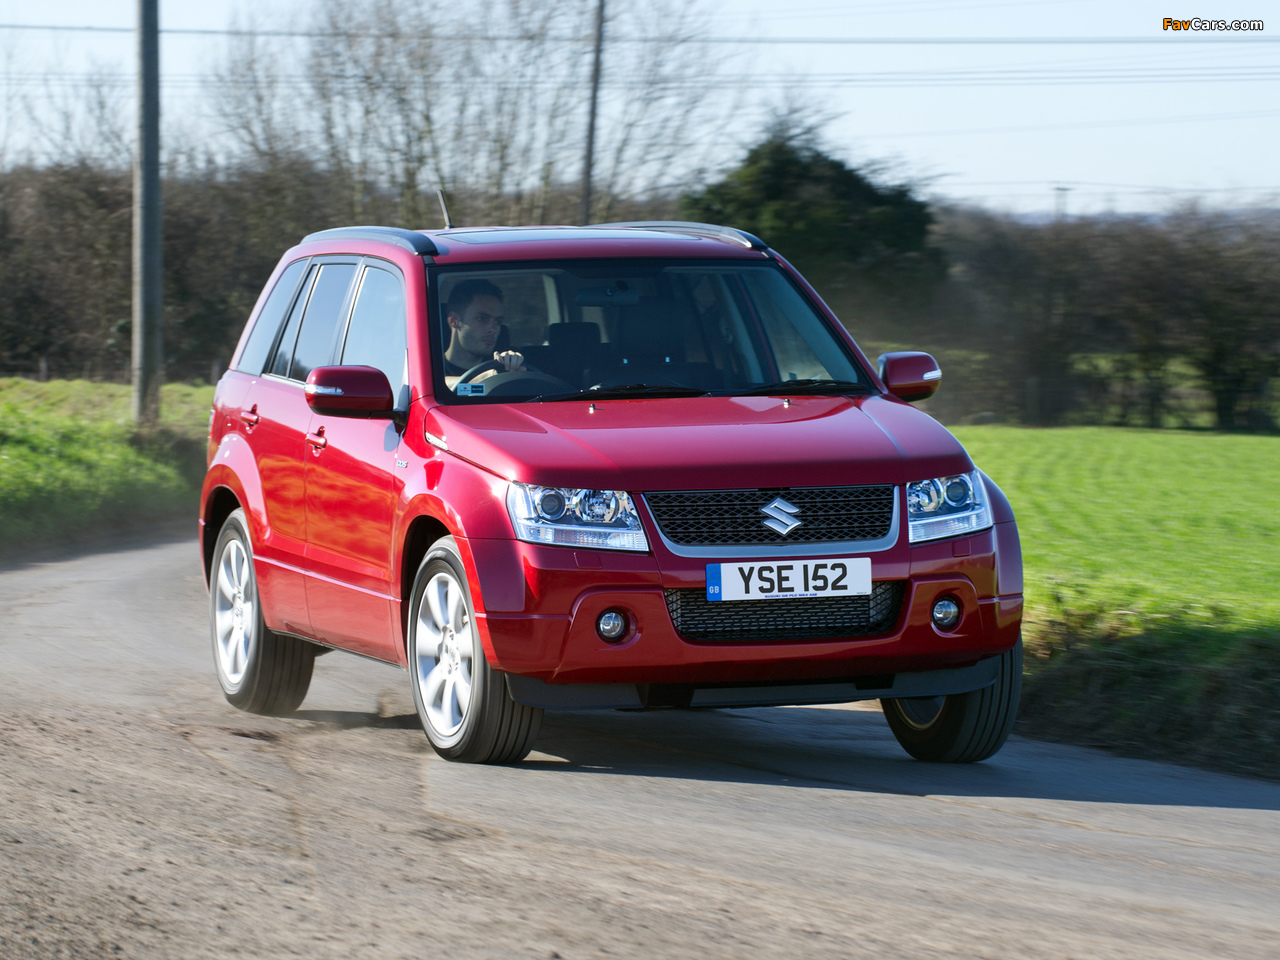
(575, 284), (640, 307)
(305, 365), (395, 418)
(877, 351), (941, 402)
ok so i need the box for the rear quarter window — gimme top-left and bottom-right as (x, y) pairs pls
(236, 259), (308, 375)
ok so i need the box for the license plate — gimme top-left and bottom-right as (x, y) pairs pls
(705, 557), (872, 602)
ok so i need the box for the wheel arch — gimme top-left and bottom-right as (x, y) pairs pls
(201, 486), (243, 587)
(399, 513), (452, 652)
(978, 470), (1023, 597)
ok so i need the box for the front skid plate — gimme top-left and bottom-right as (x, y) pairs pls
(505, 656), (999, 710)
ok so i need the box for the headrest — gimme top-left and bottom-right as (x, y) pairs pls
(547, 322), (602, 350)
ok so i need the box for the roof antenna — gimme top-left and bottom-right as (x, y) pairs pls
(436, 188), (455, 229)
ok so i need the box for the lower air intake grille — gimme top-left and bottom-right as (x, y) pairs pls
(664, 581), (906, 643)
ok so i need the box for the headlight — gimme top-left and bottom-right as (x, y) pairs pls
(906, 470), (992, 543)
(506, 483), (649, 552)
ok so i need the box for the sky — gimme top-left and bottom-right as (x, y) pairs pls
(0, 0), (1275, 216)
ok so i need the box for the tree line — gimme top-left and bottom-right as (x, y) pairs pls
(681, 130), (1280, 432)
(0, 1), (1275, 430)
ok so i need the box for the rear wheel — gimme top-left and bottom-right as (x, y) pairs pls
(407, 537), (542, 763)
(210, 509), (316, 714)
(882, 638), (1022, 763)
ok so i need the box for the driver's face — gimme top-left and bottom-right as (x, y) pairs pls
(448, 295), (505, 360)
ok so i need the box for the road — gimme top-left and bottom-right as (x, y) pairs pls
(2, 532), (1278, 959)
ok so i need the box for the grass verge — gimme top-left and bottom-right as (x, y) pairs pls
(0, 379), (212, 556)
(955, 426), (1280, 779)
(1017, 592), (1280, 779)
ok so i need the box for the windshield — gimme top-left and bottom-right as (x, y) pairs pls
(429, 259), (870, 403)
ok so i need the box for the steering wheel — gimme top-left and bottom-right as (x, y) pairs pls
(456, 359), (506, 384)
(482, 371), (573, 398)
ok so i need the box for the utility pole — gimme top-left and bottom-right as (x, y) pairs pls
(132, 0), (162, 425)
(1054, 185), (1071, 221)
(579, 0), (605, 226)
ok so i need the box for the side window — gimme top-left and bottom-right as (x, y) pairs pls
(237, 259), (307, 375)
(741, 269), (858, 383)
(268, 265), (318, 378)
(289, 263), (358, 382)
(342, 265), (409, 408)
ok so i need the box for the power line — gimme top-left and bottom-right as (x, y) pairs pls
(942, 179), (1280, 194)
(875, 108), (1280, 139)
(7, 65), (1277, 91)
(707, 0), (1082, 22)
(682, 36), (1280, 46)
(0, 23), (1276, 44)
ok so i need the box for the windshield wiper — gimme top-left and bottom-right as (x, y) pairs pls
(530, 383), (712, 402)
(731, 378), (872, 397)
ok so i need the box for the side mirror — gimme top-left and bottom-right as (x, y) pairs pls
(877, 351), (941, 402)
(305, 365), (395, 418)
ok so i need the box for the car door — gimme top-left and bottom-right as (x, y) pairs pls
(229, 259), (313, 636)
(249, 257), (359, 638)
(302, 261), (408, 660)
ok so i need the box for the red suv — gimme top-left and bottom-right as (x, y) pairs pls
(201, 222), (1023, 765)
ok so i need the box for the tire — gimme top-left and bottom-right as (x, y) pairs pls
(210, 508), (316, 715)
(882, 638), (1022, 763)
(407, 537), (542, 763)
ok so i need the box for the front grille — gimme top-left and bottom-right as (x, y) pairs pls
(644, 485), (895, 547)
(664, 581), (906, 643)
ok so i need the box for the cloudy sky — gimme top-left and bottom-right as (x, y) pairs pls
(1, 0), (1275, 215)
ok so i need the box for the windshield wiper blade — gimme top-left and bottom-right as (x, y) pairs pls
(732, 379), (871, 396)
(530, 383), (712, 402)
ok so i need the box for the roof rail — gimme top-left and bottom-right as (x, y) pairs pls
(301, 225), (439, 257)
(590, 220), (770, 252)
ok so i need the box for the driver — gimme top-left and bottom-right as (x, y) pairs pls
(443, 279), (525, 387)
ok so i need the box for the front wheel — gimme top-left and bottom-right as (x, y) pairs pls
(210, 508), (316, 715)
(882, 638), (1022, 763)
(407, 537), (542, 763)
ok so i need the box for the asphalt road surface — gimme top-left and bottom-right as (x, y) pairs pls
(2, 532), (1278, 959)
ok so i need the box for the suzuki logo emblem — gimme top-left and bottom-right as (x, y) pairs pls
(760, 496), (802, 536)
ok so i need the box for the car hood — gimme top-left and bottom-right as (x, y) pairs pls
(425, 395), (972, 491)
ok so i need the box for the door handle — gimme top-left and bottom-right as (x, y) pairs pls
(240, 405), (260, 428)
(306, 427), (327, 453)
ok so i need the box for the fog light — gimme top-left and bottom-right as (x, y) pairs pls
(596, 610), (629, 642)
(931, 597), (961, 630)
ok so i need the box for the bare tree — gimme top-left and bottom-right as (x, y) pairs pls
(212, 22), (299, 167)
(588, 0), (740, 221)
(208, 0), (737, 228)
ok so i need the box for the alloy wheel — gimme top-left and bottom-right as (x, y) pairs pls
(213, 537), (255, 686)
(414, 570), (475, 738)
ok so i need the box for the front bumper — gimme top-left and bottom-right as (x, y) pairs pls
(462, 522), (1022, 687)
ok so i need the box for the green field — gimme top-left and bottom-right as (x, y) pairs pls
(0, 378), (215, 431)
(954, 426), (1280, 627)
(954, 426), (1279, 777)
(0, 379), (214, 552)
